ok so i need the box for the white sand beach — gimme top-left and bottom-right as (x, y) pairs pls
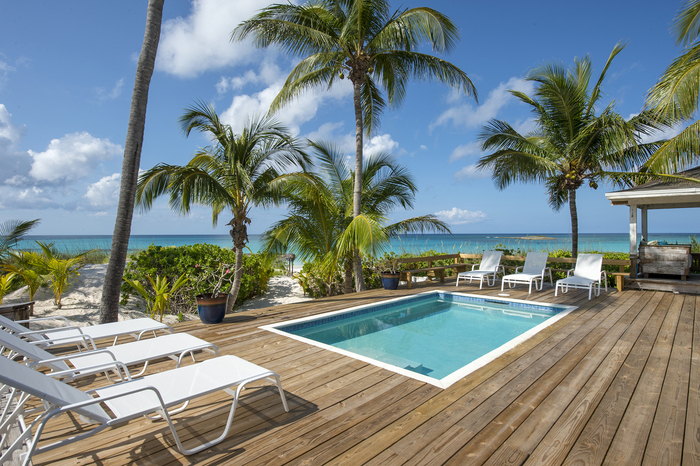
(3, 264), (311, 327)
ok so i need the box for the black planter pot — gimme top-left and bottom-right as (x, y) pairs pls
(195, 293), (228, 324)
(380, 273), (400, 290)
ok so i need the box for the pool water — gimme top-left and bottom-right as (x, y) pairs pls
(263, 291), (575, 388)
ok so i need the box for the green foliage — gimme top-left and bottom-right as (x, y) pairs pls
(120, 244), (273, 315)
(0, 273), (16, 305)
(0, 219), (40, 265)
(36, 241), (95, 309)
(123, 273), (189, 322)
(3, 250), (49, 301)
(692, 235), (700, 253)
(293, 260), (344, 299)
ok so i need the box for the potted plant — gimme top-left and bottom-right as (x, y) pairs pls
(374, 256), (401, 290)
(193, 263), (234, 324)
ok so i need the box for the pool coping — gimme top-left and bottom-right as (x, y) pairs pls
(260, 290), (578, 389)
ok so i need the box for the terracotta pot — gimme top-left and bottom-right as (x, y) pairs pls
(195, 293), (228, 324)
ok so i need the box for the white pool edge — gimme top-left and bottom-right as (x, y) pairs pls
(260, 290), (578, 389)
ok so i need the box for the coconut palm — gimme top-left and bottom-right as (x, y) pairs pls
(233, 0), (476, 291)
(0, 218), (39, 265)
(262, 140), (450, 294)
(101, 0), (164, 323)
(135, 103), (308, 313)
(645, 0), (700, 172)
(477, 44), (670, 257)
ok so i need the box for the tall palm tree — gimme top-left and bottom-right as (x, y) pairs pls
(135, 103), (308, 313)
(233, 0), (476, 291)
(645, 0), (700, 172)
(100, 0), (164, 323)
(262, 140), (450, 294)
(477, 44), (669, 257)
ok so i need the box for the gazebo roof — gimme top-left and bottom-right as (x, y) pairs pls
(605, 165), (700, 209)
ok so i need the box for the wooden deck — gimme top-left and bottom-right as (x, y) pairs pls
(28, 278), (700, 465)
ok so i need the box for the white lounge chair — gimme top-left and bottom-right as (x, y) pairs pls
(555, 253), (607, 300)
(0, 329), (219, 382)
(455, 250), (504, 289)
(501, 251), (553, 294)
(0, 315), (173, 349)
(0, 354), (289, 465)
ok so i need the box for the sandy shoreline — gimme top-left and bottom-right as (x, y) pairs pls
(3, 264), (311, 328)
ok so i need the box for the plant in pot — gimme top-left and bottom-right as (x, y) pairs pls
(374, 256), (401, 290)
(193, 263), (234, 324)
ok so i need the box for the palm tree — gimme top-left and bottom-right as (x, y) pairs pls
(135, 103), (308, 313)
(0, 219), (39, 265)
(477, 44), (670, 257)
(262, 140), (450, 294)
(233, 0), (476, 291)
(645, 0), (700, 172)
(100, 0), (164, 323)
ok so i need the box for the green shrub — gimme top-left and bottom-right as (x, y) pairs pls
(120, 244), (273, 315)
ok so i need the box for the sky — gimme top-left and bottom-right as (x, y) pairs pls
(0, 0), (695, 237)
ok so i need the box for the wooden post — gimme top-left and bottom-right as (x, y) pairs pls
(630, 205), (638, 278)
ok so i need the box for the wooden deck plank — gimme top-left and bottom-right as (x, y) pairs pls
(16, 282), (698, 466)
(558, 291), (672, 465)
(684, 295), (700, 465)
(603, 293), (683, 464)
(643, 294), (694, 465)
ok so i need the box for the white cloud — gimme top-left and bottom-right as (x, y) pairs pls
(0, 185), (60, 210)
(365, 134), (398, 155)
(449, 141), (482, 162)
(156, 0), (272, 78)
(84, 173), (121, 208)
(420, 145), (428, 150)
(219, 64), (352, 135)
(434, 207), (487, 225)
(28, 132), (122, 183)
(96, 78), (124, 101)
(0, 104), (32, 183)
(431, 77), (535, 130)
(454, 164), (490, 180)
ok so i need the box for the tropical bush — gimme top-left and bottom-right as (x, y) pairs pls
(120, 244), (273, 315)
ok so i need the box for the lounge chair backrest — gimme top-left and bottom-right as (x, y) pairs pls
(0, 330), (70, 372)
(573, 254), (604, 281)
(478, 251), (503, 271)
(0, 356), (110, 423)
(522, 252), (549, 274)
(0, 315), (43, 342)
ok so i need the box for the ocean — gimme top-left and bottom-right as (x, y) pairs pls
(14, 232), (699, 257)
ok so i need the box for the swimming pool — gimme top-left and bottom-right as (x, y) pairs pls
(262, 291), (576, 388)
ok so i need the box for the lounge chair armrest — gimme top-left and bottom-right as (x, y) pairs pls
(53, 383), (167, 421)
(46, 360), (132, 382)
(601, 270), (607, 281)
(566, 269), (574, 277)
(471, 263), (480, 271)
(15, 316), (71, 326)
(515, 266), (523, 273)
(18, 325), (85, 337)
(31, 349), (118, 368)
(27, 332), (97, 350)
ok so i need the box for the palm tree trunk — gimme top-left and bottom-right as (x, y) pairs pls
(569, 188), (579, 258)
(344, 256), (353, 294)
(99, 0), (163, 323)
(352, 80), (366, 292)
(227, 217), (247, 313)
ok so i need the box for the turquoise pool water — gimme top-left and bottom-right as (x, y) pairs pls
(264, 292), (575, 387)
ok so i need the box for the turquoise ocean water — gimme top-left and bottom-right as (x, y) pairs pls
(15, 232), (699, 257)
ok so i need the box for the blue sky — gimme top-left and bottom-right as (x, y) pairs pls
(0, 0), (694, 237)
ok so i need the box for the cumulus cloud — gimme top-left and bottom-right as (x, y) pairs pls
(431, 77), (535, 130)
(84, 173), (121, 208)
(365, 134), (399, 155)
(454, 164), (490, 181)
(449, 141), (482, 162)
(28, 132), (122, 183)
(156, 0), (273, 78)
(434, 207), (487, 225)
(0, 104), (32, 183)
(0, 185), (60, 210)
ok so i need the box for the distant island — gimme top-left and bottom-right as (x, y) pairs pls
(500, 235), (557, 240)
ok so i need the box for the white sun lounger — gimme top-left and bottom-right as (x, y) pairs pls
(555, 253), (607, 300)
(0, 330), (219, 381)
(501, 251), (553, 294)
(455, 250), (504, 289)
(0, 315), (173, 349)
(0, 354), (289, 465)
